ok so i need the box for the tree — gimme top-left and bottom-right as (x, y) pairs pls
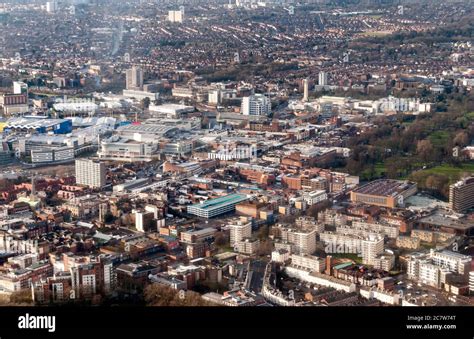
(256, 225), (269, 240)
(453, 131), (469, 147)
(9, 289), (33, 305)
(140, 97), (150, 109)
(416, 139), (434, 163)
(144, 284), (214, 306)
(305, 200), (331, 218)
(214, 232), (228, 247)
(257, 239), (273, 256)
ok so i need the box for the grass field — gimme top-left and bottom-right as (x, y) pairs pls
(329, 253), (364, 265)
(361, 162), (386, 180)
(429, 130), (450, 147)
(465, 111), (474, 120)
(417, 163), (474, 182)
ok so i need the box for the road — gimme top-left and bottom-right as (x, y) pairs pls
(247, 259), (267, 294)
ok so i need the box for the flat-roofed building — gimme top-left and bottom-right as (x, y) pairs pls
(449, 177), (474, 213)
(350, 179), (417, 208)
(187, 194), (249, 218)
(149, 104), (194, 119)
(180, 228), (217, 243)
(291, 253), (326, 272)
(430, 250), (471, 276)
(229, 220), (252, 245)
(234, 238), (260, 255)
(361, 235), (384, 266)
(75, 159), (106, 189)
(98, 136), (157, 162)
(276, 226), (317, 255)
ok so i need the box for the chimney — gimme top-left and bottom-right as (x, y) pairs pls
(325, 255), (332, 276)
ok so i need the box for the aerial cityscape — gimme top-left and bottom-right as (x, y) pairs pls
(0, 0), (473, 314)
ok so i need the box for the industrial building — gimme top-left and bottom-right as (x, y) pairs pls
(5, 117), (72, 135)
(350, 179), (417, 208)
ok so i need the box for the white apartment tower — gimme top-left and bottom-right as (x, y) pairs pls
(46, 1), (58, 13)
(75, 159), (106, 189)
(229, 221), (252, 245)
(319, 71), (328, 86)
(279, 227), (317, 255)
(241, 94), (271, 116)
(361, 235), (384, 266)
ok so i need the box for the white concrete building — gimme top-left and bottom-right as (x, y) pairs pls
(234, 238), (259, 255)
(361, 235), (384, 266)
(168, 10), (184, 23)
(302, 190), (327, 206)
(229, 221), (252, 246)
(271, 249), (290, 263)
(278, 226), (317, 255)
(429, 250), (471, 276)
(291, 254), (326, 273)
(75, 159), (106, 188)
(241, 94), (271, 116)
(319, 71), (328, 86)
(469, 271), (474, 293)
(126, 66), (144, 91)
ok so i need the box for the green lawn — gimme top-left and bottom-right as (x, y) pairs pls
(429, 130), (450, 148)
(361, 162), (386, 180)
(329, 253), (364, 265)
(465, 111), (474, 120)
(419, 163), (474, 182)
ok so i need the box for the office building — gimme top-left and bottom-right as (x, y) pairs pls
(0, 151), (13, 166)
(187, 194), (249, 218)
(449, 177), (474, 213)
(46, 1), (58, 13)
(126, 66), (144, 91)
(302, 190), (327, 206)
(13, 81), (28, 96)
(319, 71), (328, 86)
(0, 93), (28, 115)
(75, 159), (106, 188)
(180, 228), (217, 243)
(168, 10), (184, 23)
(134, 210), (155, 233)
(241, 94), (271, 116)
